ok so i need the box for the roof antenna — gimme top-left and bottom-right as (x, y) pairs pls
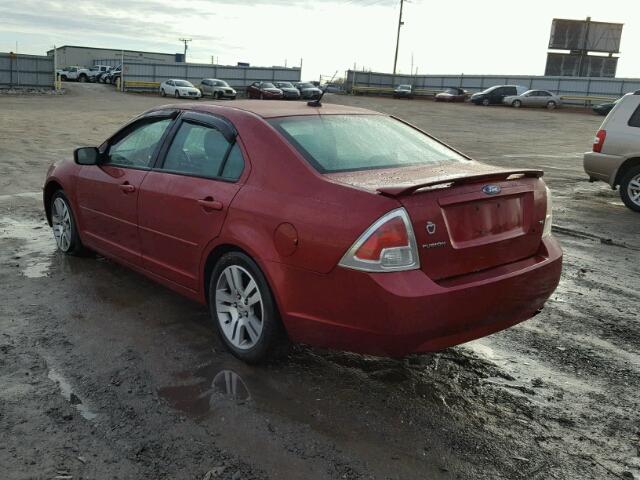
(307, 70), (338, 107)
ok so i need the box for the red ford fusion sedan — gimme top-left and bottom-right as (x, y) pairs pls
(43, 100), (562, 363)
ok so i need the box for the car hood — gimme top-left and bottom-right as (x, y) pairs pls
(323, 161), (536, 194)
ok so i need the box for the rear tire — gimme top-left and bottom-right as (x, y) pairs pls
(160, 89), (166, 97)
(50, 191), (85, 255)
(619, 166), (640, 212)
(208, 252), (288, 363)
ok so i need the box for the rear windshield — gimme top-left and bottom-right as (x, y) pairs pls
(269, 115), (466, 173)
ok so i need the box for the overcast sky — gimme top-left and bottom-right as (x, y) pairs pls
(0, 0), (637, 81)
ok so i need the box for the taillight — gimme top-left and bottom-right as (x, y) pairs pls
(593, 129), (606, 153)
(542, 186), (553, 237)
(338, 208), (419, 272)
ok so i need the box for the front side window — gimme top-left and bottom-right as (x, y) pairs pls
(270, 115), (466, 174)
(161, 122), (244, 180)
(107, 118), (172, 168)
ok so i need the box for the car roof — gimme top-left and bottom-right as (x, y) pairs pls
(148, 101), (379, 119)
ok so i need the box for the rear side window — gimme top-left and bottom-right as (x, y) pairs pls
(161, 122), (244, 180)
(628, 104), (640, 128)
(270, 115), (466, 173)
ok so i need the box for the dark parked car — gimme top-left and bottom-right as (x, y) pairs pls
(274, 82), (301, 100)
(43, 101), (561, 363)
(294, 82), (322, 100)
(435, 87), (468, 102)
(470, 85), (527, 106)
(246, 82), (283, 99)
(593, 99), (619, 116)
(393, 84), (413, 99)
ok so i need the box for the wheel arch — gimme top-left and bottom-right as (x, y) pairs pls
(614, 156), (640, 187)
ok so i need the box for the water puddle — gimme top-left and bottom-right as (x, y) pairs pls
(0, 216), (56, 278)
(47, 367), (98, 421)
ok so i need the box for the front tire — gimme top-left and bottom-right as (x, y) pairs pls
(209, 252), (286, 363)
(620, 166), (640, 212)
(482, 98), (490, 106)
(78, 75), (87, 83)
(546, 101), (557, 110)
(174, 90), (180, 99)
(51, 191), (85, 255)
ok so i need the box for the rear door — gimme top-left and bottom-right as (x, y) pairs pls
(138, 112), (247, 290)
(76, 114), (175, 265)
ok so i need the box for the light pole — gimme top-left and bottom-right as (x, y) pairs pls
(392, 0), (404, 75)
(179, 38), (192, 62)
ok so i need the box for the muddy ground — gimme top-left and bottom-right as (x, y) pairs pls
(1, 83), (638, 480)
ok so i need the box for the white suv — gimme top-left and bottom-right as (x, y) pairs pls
(584, 91), (640, 212)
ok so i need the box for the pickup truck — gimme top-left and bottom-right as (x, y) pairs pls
(57, 66), (91, 82)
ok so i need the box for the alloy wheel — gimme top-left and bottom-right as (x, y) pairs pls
(215, 265), (264, 350)
(627, 173), (640, 207)
(52, 197), (72, 252)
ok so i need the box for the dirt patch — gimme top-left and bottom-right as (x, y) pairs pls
(1, 84), (639, 479)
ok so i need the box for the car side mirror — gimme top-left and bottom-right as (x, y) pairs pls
(74, 147), (100, 165)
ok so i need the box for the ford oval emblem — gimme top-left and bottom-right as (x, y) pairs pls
(482, 184), (501, 195)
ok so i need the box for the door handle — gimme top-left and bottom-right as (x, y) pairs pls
(197, 197), (223, 211)
(119, 183), (135, 193)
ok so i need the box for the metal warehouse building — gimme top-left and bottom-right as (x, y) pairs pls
(47, 45), (182, 69)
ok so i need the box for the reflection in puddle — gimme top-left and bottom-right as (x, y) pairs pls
(159, 366), (251, 417)
(0, 217), (56, 278)
(47, 368), (98, 421)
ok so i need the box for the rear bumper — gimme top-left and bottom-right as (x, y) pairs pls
(274, 237), (562, 357)
(583, 151), (625, 187)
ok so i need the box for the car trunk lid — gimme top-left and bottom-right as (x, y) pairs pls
(326, 163), (548, 281)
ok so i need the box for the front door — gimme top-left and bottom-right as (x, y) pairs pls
(138, 113), (246, 291)
(76, 117), (173, 265)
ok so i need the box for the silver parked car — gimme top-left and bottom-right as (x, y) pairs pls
(503, 90), (562, 109)
(584, 91), (640, 212)
(199, 79), (237, 99)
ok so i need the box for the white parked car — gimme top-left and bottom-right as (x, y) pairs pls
(503, 90), (562, 109)
(584, 91), (640, 212)
(199, 78), (237, 99)
(160, 79), (202, 99)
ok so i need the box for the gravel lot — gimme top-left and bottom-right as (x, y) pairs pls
(1, 83), (639, 480)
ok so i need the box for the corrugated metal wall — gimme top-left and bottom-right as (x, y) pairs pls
(346, 70), (640, 100)
(122, 61), (301, 88)
(0, 53), (54, 88)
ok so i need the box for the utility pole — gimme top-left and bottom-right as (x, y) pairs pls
(392, 0), (404, 75)
(179, 38), (192, 62)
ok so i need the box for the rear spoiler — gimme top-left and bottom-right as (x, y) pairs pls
(377, 169), (543, 197)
